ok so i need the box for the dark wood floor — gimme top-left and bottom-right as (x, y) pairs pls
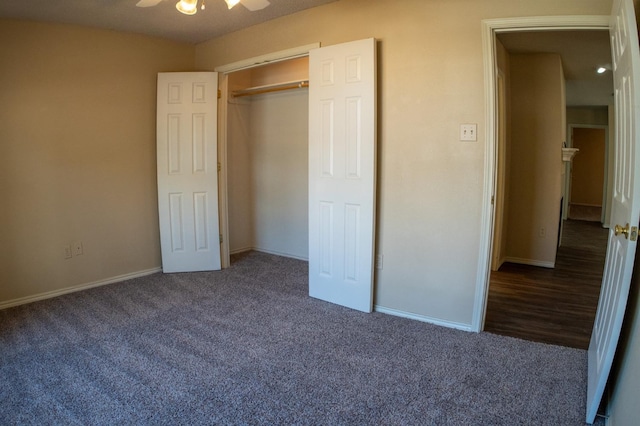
(485, 219), (609, 349)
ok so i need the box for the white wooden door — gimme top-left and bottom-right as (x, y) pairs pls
(157, 72), (221, 273)
(586, 0), (640, 422)
(308, 38), (377, 313)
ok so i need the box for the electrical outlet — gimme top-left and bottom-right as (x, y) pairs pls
(72, 241), (83, 256)
(539, 227), (546, 238)
(460, 124), (477, 141)
(63, 245), (73, 259)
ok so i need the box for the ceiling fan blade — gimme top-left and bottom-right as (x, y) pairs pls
(241, 0), (270, 11)
(136, 0), (163, 7)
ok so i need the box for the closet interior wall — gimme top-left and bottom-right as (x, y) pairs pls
(226, 57), (309, 261)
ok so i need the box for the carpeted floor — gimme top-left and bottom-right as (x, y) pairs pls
(1, 251), (603, 425)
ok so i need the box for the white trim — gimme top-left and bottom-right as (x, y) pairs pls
(472, 15), (610, 333)
(214, 43), (320, 74)
(571, 202), (604, 208)
(229, 246), (254, 255)
(218, 73), (231, 269)
(482, 15), (609, 32)
(229, 246), (309, 262)
(0, 267), (162, 310)
(253, 247), (309, 261)
(375, 305), (473, 332)
(503, 257), (555, 269)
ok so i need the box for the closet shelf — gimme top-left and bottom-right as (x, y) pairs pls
(232, 79), (309, 98)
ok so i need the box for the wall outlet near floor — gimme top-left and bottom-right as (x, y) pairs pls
(538, 227), (546, 238)
(72, 241), (84, 256)
(63, 245), (73, 259)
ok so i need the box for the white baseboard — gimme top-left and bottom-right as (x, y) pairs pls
(229, 246), (254, 255)
(0, 267), (162, 311)
(504, 257), (555, 268)
(570, 202), (602, 207)
(254, 247), (309, 261)
(374, 305), (473, 332)
(231, 246), (309, 262)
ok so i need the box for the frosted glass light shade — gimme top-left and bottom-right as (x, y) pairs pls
(225, 0), (240, 9)
(176, 0), (198, 15)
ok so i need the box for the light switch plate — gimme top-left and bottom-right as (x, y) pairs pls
(460, 124), (477, 141)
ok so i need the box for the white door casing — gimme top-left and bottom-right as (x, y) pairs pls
(308, 38), (377, 313)
(157, 72), (221, 273)
(475, 15), (611, 330)
(586, 0), (640, 422)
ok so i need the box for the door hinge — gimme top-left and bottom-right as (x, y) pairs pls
(217, 162), (221, 172)
(217, 89), (221, 99)
(219, 234), (223, 244)
(491, 196), (495, 205)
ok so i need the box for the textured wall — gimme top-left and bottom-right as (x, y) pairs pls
(0, 20), (195, 304)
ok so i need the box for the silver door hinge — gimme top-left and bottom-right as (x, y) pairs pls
(219, 234), (223, 244)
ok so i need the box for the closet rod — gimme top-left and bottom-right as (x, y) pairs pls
(232, 80), (309, 98)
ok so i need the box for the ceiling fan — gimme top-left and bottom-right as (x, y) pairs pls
(136, 0), (270, 15)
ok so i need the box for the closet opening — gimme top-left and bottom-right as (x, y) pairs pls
(219, 56), (311, 267)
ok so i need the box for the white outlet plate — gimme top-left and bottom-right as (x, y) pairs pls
(460, 124), (477, 141)
(64, 245), (73, 259)
(72, 241), (83, 256)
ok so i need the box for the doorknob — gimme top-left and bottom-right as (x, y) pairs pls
(615, 223), (630, 239)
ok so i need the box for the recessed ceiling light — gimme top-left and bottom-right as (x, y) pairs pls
(597, 67), (607, 74)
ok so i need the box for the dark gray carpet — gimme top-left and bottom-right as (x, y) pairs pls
(1, 251), (602, 425)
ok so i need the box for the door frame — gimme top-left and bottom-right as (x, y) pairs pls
(472, 15), (611, 332)
(565, 123), (610, 225)
(491, 69), (507, 272)
(215, 43), (320, 268)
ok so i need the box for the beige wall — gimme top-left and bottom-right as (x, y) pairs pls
(196, 0), (610, 325)
(0, 20), (195, 304)
(505, 54), (565, 266)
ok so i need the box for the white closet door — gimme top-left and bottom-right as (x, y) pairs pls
(157, 72), (221, 273)
(308, 38), (377, 313)
(586, 0), (640, 422)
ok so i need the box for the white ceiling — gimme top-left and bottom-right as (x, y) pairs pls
(498, 30), (613, 107)
(0, 0), (339, 44)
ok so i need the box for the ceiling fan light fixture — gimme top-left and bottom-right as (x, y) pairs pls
(176, 0), (198, 15)
(225, 0), (241, 9)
